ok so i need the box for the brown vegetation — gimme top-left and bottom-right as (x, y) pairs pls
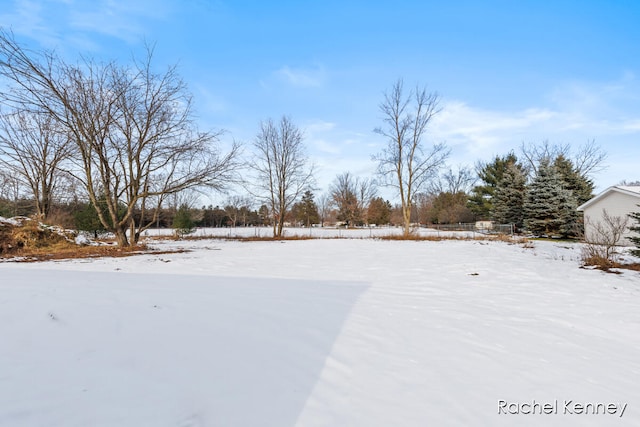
(0, 217), (75, 255)
(0, 217), (183, 261)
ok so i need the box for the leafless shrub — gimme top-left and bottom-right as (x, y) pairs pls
(581, 210), (629, 269)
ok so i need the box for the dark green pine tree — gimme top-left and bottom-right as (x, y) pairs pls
(491, 164), (527, 230)
(468, 152), (525, 220)
(629, 207), (640, 257)
(551, 155), (589, 237)
(553, 154), (594, 206)
(295, 190), (320, 227)
(172, 204), (195, 237)
(523, 162), (578, 238)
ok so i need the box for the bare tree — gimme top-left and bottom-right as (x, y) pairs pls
(521, 139), (607, 178)
(373, 79), (449, 235)
(224, 195), (253, 227)
(0, 31), (240, 246)
(316, 192), (332, 227)
(249, 116), (314, 238)
(330, 172), (360, 227)
(329, 172), (377, 227)
(357, 177), (378, 224)
(617, 180), (640, 186)
(0, 109), (72, 219)
(429, 165), (476, 195)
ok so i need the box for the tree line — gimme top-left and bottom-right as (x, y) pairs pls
(1, 29), (638, 249)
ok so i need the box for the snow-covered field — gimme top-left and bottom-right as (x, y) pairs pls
(1, 232), (639, 426)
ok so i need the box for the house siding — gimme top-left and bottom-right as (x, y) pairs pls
(580, 190), (640, 246)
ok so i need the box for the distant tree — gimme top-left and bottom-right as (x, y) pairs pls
(429, 165), (476, 195)
(173, 204), (195, 237)
(330, 172), (375, 226)
(249, 116), (314, 237)
(618, 180), (640, 186)
(629, 207), (640, 257)
(491, 164), (527, 230)
(521, 139), (607, 179)
(356, 178), (377, 225)
(224, 195), (253, 227)
(367, 197), (392, 225)
(523, 162), (577, 237)
(258, 204), (270, 227)
(373, 79), (449, 235)
(200, 205), (230, 227)
(330, 172), (361, 226)
(316, 193), (332, 227)
(415, 192), (435, 225)
(427, 191), (474, 224)
(293, 190), (319, 227)
(468, 152), (524, 220)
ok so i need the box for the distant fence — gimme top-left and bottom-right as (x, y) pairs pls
(427, 223), (515, 235)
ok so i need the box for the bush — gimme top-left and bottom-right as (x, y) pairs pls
(580, 209), (628, 270)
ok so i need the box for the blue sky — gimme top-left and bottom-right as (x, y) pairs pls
(1, 0), (639, 203)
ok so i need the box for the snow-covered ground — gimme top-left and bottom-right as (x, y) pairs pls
(1, 234), (639, 426)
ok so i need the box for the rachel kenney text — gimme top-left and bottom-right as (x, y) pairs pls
(498, 400), (627, 417)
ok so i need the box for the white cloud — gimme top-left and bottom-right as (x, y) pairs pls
(310, 139), (341, 155)
(68, 0), (169, 43)
(432, 74), (640, 161)
(275, 65), (326, 88)
(305, 120), (336, 133)
(0, 0), (170, 48)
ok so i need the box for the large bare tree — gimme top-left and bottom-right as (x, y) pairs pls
(373, 79), (449, 235)
(249, 116), (313, 238)
(0, 109), (72, 219)
(0, 30), (240, 246)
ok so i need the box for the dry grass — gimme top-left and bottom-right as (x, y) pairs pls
(580, 252), (640, 273)
(376, 232), (529, 244)
(2, 241), (189, 262)
(0, 218), (185, 262)
(1, 219), (75, 256)
(180, 234), (318, 242)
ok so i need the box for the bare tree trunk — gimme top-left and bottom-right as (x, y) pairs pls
(115, 226), (129, 247)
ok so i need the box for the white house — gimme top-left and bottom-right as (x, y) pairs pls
(577, 186), (640, 245)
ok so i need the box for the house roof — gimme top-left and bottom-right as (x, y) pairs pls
(577, 186), (640, 211)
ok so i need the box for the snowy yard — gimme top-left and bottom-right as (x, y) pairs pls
(1, 233), (639, 426)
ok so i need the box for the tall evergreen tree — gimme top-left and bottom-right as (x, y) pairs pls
(468, 153), (524, 219)
(492, 164), (527, 230)
(629, 207), (640, 257)
(553, 154), (594, 205)
(294, 190), (320, 227)
(523, 162), (577, 238)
